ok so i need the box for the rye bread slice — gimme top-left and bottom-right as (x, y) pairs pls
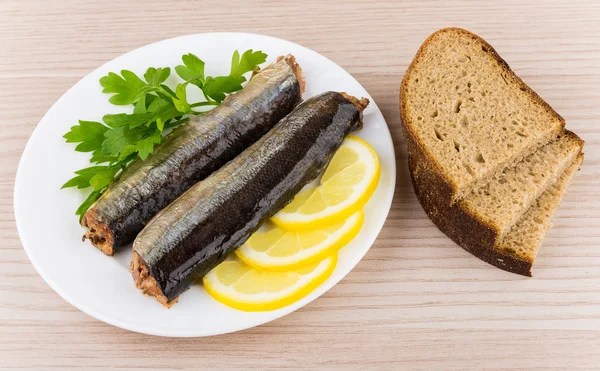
(400, 28), (565, 205)
(409, 130), (583, 249)
(495, 154), (583, 272)
(413, 153), (583, 276)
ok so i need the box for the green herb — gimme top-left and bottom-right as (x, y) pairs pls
(62, 49), (268, 220)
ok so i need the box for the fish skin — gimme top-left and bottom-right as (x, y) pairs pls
(133, 91), (366, 303)
(82, 56), (302, 254)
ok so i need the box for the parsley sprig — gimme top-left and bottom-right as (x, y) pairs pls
(62, 50), (268, 219)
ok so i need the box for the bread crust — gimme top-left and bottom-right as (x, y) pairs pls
(400, 27), (566, 206)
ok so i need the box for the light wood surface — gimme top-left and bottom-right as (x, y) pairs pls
(1, 0), (599, 369)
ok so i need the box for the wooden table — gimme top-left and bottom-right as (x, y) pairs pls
(1, 0), (599, 369)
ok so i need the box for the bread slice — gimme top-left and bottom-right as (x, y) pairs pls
(410, 130), (583, 249)
(400, 28), (565, 205)
(414, 154), (583, 276)
(496, 154), (583, 271)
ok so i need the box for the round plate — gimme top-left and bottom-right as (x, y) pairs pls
(14, 33), (396, 337)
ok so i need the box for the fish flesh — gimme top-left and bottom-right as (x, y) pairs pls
(82, 55), (304, 255)
(131, 91), (369, 307)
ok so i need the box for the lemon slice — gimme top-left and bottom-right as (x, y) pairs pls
(203, 255), (337, 312)
(236, 211), (363, 271)
(272, 135), (380, 231)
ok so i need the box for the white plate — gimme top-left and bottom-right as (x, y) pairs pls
(14, 33), (396, 337)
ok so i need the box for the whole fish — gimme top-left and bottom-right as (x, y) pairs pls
(82, 55), (304, 255)
(131, 91), (369, 307)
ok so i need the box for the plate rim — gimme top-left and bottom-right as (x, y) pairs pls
(13, 32), (396, 337)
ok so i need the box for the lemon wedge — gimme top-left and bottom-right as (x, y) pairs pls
(203, 255), (337, 312)
(236, 211), (363, 271)
(272, 135), (380, 231)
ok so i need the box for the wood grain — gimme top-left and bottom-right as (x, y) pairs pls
(1, 0), (599, 369)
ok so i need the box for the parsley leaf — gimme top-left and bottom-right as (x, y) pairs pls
(63, 120), (108, 152)
(159, 84), (177, 98)
(62, 173), (93, 189)
(62, 165), (111, 189)
(202, 50), (267, 102)
(90, 149), (118, 164)
(118, 144), (138, 162)
(103, 96), (181, 129)
(89, 167), (120, 190)
(175, 54), (205, 87)
(143, 67), (171, 86)
(135, 130), (162, 160)
(230, 49), (268, 77)
(102, 125), (147, 157)
(99, 70), (151, 105)
(133, 93), (149, 114)
(76, 190), (102, 220)
(103, 112), (151, 128)
(173, 83), (191, 113)
(147, 95), (181, 125)
(203, 75), (246, 102)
